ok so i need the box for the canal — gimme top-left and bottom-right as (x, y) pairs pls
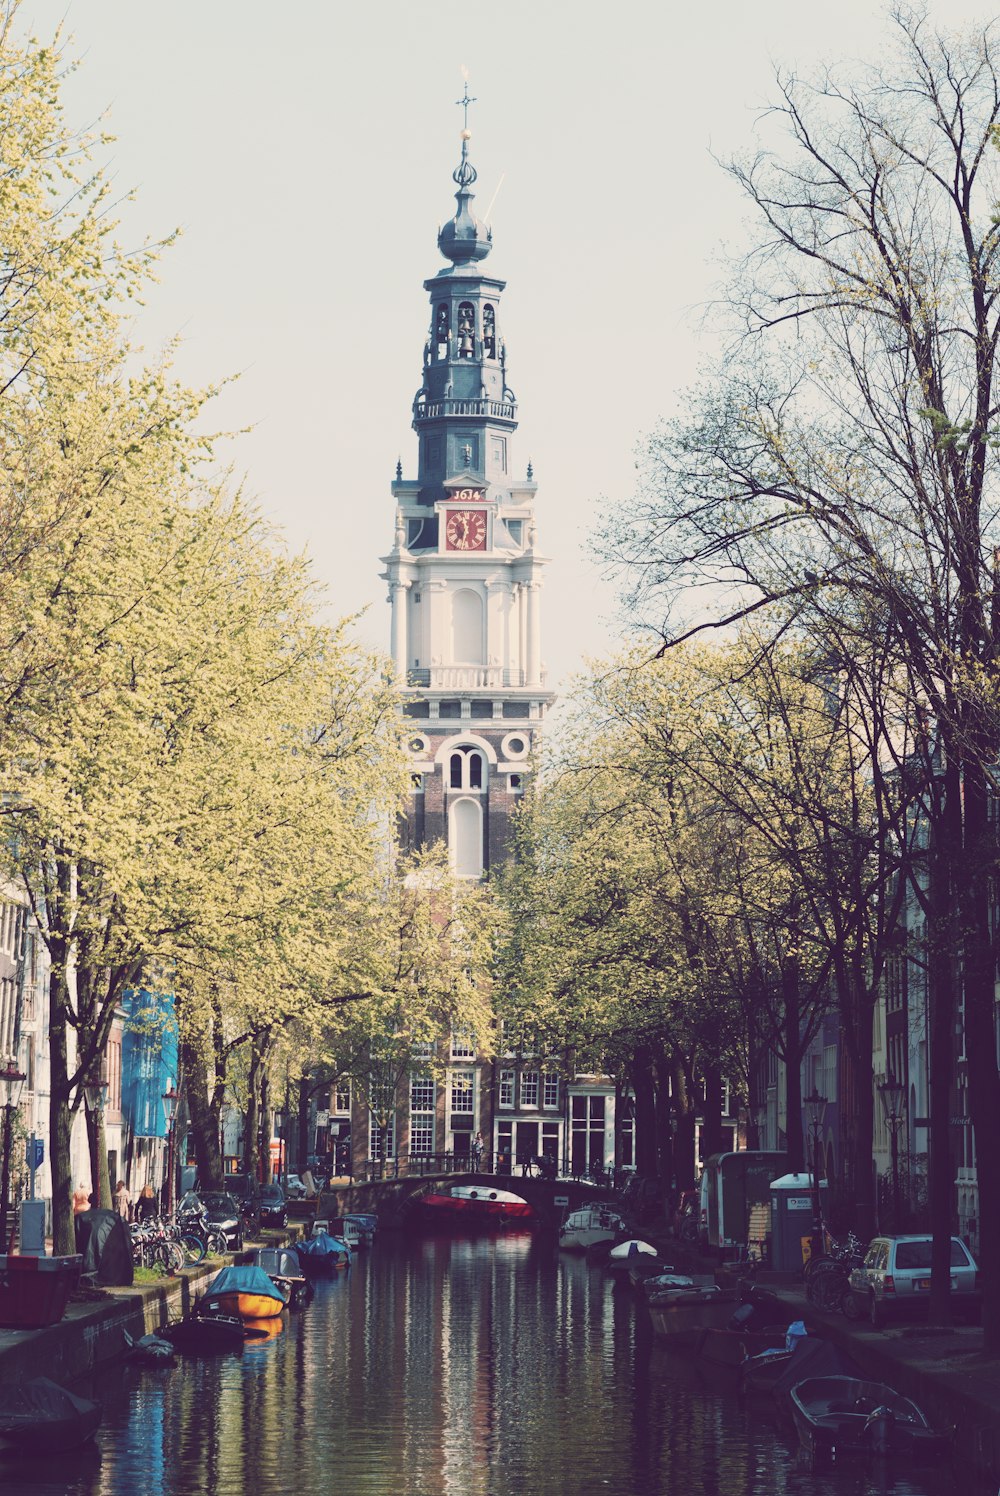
(3, 1232), (994, 1496)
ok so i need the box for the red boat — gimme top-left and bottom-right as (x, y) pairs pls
(415, 1184), (535, 1227)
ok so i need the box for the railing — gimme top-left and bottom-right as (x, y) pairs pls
(356, 1153), (633, 1189)
(407, 667), (528, 689)
(412, 398), (516, 422)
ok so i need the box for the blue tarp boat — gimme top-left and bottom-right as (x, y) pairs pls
(296, 1232), (351, 1272)
(202, 1264), (286, 1319)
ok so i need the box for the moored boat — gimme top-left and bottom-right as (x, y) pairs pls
(160, 1310), (247, 1353)
(247, 1247), (311, 1307)
(201, 1264), (286, 1320)
(414, 1184), (534, 1228)
(607, 1239), (660, 1272)
(789, 1376), (951, 1463)
(0, 1378), (101, 1452)
(296, 1231), (352, 1272)
(558, 1205), (626, 1252)
(647, 1286), (739, 1346)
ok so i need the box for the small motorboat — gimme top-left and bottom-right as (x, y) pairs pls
(641, 1273), (700, 1298)
(648, 1286), (739, 1346)
(558, 1205), (627, 1252)
(414, 1185), (534, 1228)
(296, 1231), (352, 1272)
(330, 1213), (376, 1248)
(160, 1309), (247, 1354)
(201, 1264), (287, 1320)
(789, 1376), (951, 1463)
(247, 1247), (311, 1307)
(0, 1378), (101, 1452)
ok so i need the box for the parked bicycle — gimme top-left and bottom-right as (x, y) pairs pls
(175, 1199), (228, 1262)
(804, 1231), (866, 1314)
(130, 1217), (185, 1273)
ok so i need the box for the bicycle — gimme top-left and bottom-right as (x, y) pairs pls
(804, 1232), (865, 1314)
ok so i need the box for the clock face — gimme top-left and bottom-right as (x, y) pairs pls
(445, 509), (488, 551)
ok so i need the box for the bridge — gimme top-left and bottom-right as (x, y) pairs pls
(314, 1171), (613, 1231)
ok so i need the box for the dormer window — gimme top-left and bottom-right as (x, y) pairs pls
(457, 302), (475, 359)
(483, 304), (496, 359)
(435, 304), (450, 359)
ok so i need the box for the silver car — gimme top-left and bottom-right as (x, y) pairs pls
(849, 1234), (979, 1327)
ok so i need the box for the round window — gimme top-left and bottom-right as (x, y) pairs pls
(507, 738), (525, 755)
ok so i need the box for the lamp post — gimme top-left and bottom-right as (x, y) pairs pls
(878, 1072), (906, 1231)
(0, 1059), (26, 1251)
(162, 1084), (178, 1217)
(804, 1087), (827, 1265)
(83, 1073), (110, 1209)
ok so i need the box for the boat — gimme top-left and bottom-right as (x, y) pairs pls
(0, 1378), (101, 1452)
(247, 1247), (311, 1307)
(296, 1231), (352, 1272)
(201, 1263), (287, 1320)
(160, 1309), (247, 1353)
(695, 1323), (789, 1370)
(648, 1286), (740, 1346)
(788, 1376), (951, 1463)
(330, 1213), (376, 1248)
(607, 1239), (660, 1272)
(640, 1273), (706, 1297)
(414, 1184), (535, 1227)
(558, 1205), (627, 1252)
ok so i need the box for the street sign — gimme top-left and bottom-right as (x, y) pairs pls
(26, 1137), (43, 1171)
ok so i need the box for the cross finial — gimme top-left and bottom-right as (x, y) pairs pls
(456, 80), (477, 131)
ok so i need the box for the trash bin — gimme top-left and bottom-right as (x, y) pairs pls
(769, 1173), (828, 1272)
(0, 1254), (82, 1328)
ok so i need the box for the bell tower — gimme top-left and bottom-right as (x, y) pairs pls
(382, 97), (553, 877)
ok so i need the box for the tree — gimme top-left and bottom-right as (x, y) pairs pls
(601, 8), (1000, 1340)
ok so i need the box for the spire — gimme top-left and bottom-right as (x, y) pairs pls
(437, 80), (492, 266)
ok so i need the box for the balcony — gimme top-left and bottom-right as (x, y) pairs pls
(412, 397), (516, 423)
(408, 667), (534, 689)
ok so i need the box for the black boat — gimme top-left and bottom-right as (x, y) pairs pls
(160, 1309), (246, 1353)
(789, 1375), (951, 1463)
(0, 1378), (101, 1451)
(247, 1247), (312, 1307)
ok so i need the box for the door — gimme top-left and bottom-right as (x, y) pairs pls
(515, 1122), (538, 1171)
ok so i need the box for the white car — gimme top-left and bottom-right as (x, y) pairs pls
(849, 1234), (979, 1327)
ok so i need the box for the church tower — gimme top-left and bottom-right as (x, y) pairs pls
(382, 103), (553, 877)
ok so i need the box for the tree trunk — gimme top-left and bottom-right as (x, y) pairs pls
(297, 1073), (311, 1174)
(671, 1055), (696, 1193)
(47, 933), (75, 1256)
(630, 1046), (659, 1180)
(782, 966), (805, 1175)
(926, 759), (960, 1325)
(242, 1041), (260, 1181)
(182, 1035), (223, 1188)
(701, 1063), (724, 1159)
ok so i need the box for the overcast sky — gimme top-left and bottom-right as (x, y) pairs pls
(19, 0), (999, 693)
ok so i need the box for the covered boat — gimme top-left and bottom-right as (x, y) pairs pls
(789, 1376), (951, 1463)
(647, 1286), (739, 1345)
(0, 1378), (101, 1452)
(558, 1205), (626, 1252)
(330, 1214), (376, 1249)
(296, 1231), (352, 1272)
(607, 1239), (659, 1271)
(202, 1264), (286, 1320)
(414, 1185), (534, 1227)
(247, 1247), (311, 1306)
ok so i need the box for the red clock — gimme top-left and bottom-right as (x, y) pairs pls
(445, 509), (487, 551)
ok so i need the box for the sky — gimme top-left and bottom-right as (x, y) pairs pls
(17, 0), (1000, 695)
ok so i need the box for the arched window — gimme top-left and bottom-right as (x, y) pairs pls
(447, 747), (487, 791)
(483, 304), (496, 359)
(435, 303), (450, 359)
(451, 589), (484, 664)
(450, 797), (483, 878)
(457, 302), (475, 359)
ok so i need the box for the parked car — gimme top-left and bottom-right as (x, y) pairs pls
(258, 1184), (287, 1228)
(221, 1173), (262, 1225)
(849, 1234), (979, 1327)
(194, 1192), (244, 1250)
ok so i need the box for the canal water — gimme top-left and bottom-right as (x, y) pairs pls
(1, 1231), (993, 1496)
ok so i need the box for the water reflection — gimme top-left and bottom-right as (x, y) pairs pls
(0, 1234), (993, 1496)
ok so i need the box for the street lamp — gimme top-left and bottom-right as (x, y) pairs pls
(804, 1086), (827, 1264)
(878, 1072), (906, 1231)
(0, 1059), (26, 1252)
(162, 1084), (178, 1216)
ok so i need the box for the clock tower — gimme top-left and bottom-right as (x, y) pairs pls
(382, 110), (553, 877)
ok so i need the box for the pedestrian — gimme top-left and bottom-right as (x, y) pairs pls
(471, 1131), (484, 1170)
(135, 1183), (158, 1222)
(113, 1179), (131, 1220)
(72, 1181), (90, 1215)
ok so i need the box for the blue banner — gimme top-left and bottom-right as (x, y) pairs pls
(121, 988), (179, 1138)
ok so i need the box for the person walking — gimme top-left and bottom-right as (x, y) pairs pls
(113, 1179), (131, 1220)
(72, 1182), (91, 1215)
(471, 1132), (484, 1171)
(135, 1183), (158, 1222)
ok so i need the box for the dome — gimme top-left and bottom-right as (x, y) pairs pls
(438, 187), (493, 264)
